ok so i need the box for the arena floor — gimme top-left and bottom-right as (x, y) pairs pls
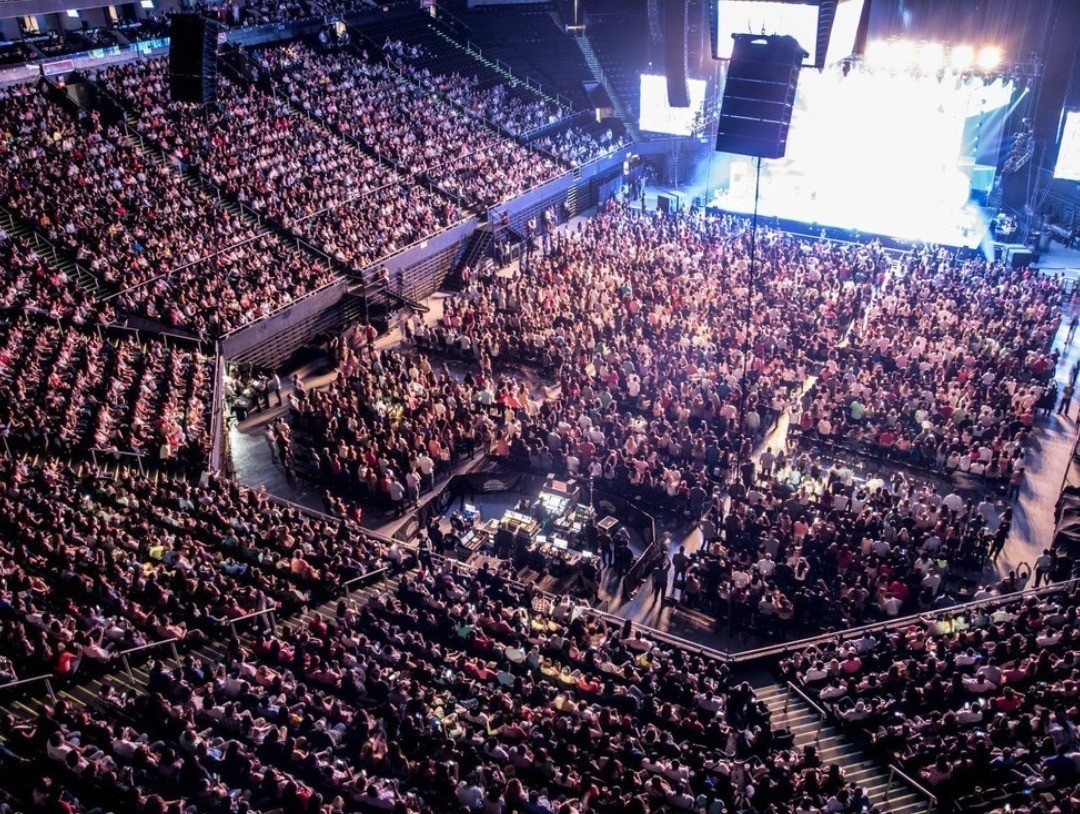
(229, 196), (1080, 651)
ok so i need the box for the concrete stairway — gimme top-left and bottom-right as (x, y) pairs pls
(754, 682), (932, 814)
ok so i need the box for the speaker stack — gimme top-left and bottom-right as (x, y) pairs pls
(169, 14), (221, 105)
(715, 34), (807, 160)
(662, 0), (690, 108)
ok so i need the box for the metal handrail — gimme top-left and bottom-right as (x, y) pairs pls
(887, 764), (938, 813)
(223, 606), (279, 642)
(117, 637), (180, 681)
(0, 673), (57, 703)
(728, 577), (1080, 664)
(785, 680), (829, 744)
(342, 566), (390, 595)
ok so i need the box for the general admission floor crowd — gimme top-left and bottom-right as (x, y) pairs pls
(0, 2), (1075, 814)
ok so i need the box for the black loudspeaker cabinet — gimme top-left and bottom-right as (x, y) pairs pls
(663, 0), (690, 108)
(169, 14), (220, 105)
(657, 192), (684, 214)
(716, 34), (807, 159)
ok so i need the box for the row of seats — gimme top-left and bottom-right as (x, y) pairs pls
(0, 458), (390, 681)
(0, 319), (214, 467)
(1, 554), (876, 814)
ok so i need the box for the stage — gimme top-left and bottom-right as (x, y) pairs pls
(707, 183), (991, 250)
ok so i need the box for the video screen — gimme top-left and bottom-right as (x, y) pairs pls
(1055, 111), (1080, 182)
(638, 74), (708, 136)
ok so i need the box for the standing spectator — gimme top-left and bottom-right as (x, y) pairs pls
(1060, 381), (1075, 416)
(1034, 549), (1054, 587)
(652, 553), (671, 604)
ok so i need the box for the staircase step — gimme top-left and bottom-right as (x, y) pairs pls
(754, 681), (933, 813)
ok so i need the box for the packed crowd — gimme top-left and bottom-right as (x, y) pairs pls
(1, 559), (883, 814)
(0, 84), (256, 292)
(255, 41), (565, 208)
(378, 29), (625, 165)
(377, 36), (570, 137)
(418, 207), (882, 485)
(795, 252), (1062, 476)
(0, 458), (389, 680)
(671, 446), (1014, 637)
(0, 228), (110, 326)
(112, 233), (337, 340)
(783, 586), (1080, 812)
(96, 57), (463, 270)
(531, 123), (627, 167)
(286, 333), (501, 512)
(0, 82), (344, 337)
(0, 319), (214, 467)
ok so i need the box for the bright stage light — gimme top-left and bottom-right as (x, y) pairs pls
(891, 40), (918, 69)
(978, 46), (1002, 71)
(865, 39), (891, 68)
(919, 42), (945, 73)
(951, 45), (975, 72)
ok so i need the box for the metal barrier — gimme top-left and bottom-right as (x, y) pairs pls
(886, 764), (938, 813)
(117, 638), (180, 682)
(785, 680), (828, 744)
(728, 577), (1080, 665)
(0, 674), (57, 704)
(90, 448), (147, 475)
(226, 607), (278, 642)
(208, 343), (226, 473)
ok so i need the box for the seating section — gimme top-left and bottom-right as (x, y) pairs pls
(784, 588), (1080, 812)
(0, 230), (109, 326)
(112, 234), (336, 340)
(1, 559), (874, 814)
(530, 115), (627, 166)
(0, 84), (338, 338)
(0, 319), (214, 467)
(256, 40), (565, 209)
(0, 85), (256, 292)
(96, 57), (465, 271)
(0, 459), (388, 680)
(460, 3), (598, 111)
(360, 16), (572, 134)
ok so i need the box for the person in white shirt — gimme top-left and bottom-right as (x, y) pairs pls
(756, 554), (775, 578)
(962, 670), (997, 694)
(803, 662), (830, 683)
(956, 702), (985, 725)
(921, 568), (942, 595)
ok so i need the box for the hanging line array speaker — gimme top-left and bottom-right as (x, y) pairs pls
(663, 0), (690, 108)
(715, 33), (807, 159)
(169, 13), (221, 105)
